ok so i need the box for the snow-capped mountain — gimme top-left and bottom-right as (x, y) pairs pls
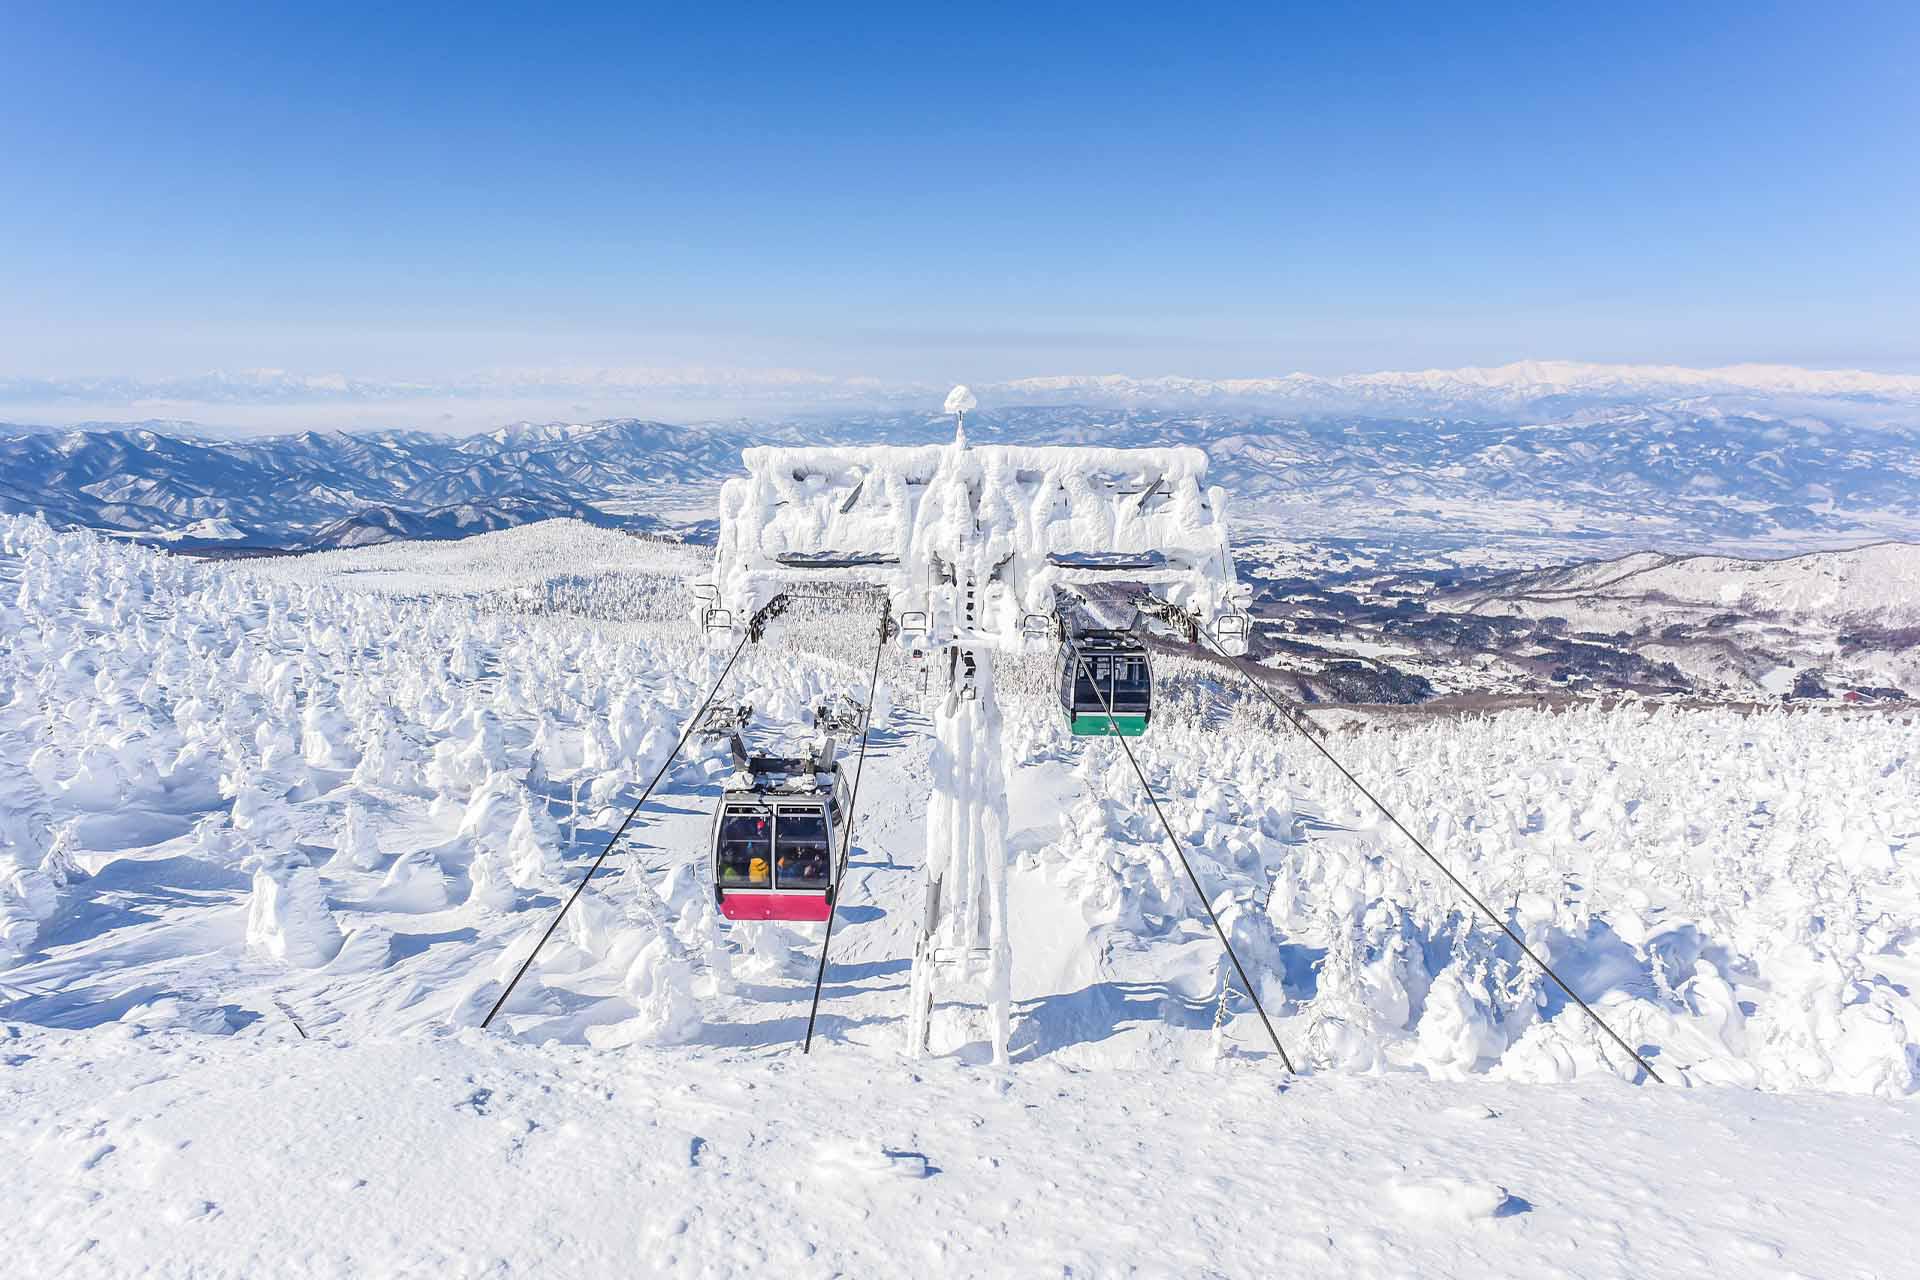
(4, 398), (1918, 553)
(1403, 542), (1920, 701)
(992, 360), (1920, 414)
(8, 358), (1920, 420)
(1207, 537), (1920, 706)
(818, 402), (1920, 550)
(0, 420), (755, 548)
(305, 496), (640, 549)
(1445, 542), (1920, 630)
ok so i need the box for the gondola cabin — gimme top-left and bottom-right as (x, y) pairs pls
(711, 754), (849, 922)
(1059, 633), (1153, 736)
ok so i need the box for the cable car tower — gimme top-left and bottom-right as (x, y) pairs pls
(700, 386), (1249, 1064)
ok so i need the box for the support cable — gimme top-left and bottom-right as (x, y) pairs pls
(1066, 639), (1297, 1073)
(802, 608), (895, 1053)
(1187, 616), (1664, 1084)
(481, 629), (754, 1030)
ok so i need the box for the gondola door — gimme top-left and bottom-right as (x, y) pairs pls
(714, 800), (774, 919)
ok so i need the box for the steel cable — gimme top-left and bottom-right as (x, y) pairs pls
(481, 630), (753, 1030)
(802, 610), (894, 1052)
(1190, 618), (1664, 1084)
(1066, 639), (1297, 1072)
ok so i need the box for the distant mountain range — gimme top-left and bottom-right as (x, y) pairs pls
(1422, 541), (1920, 700)
(307, 495), (633, 550)
(3, 398), (1917, 554)
(1440, 541), (1920, 630)
(810, 402), (1920, 550)
(6, 358), (1920, 420)
(1236, 538), (1920, 704)
(991, 361), (1920, 415)
(0, 421), (719, 550)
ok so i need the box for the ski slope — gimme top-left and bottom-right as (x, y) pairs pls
(4, 517), (1918, 1276)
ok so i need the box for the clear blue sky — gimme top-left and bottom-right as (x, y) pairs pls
(4, 0), (1918, 389)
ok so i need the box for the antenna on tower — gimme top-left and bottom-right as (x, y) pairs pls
(944, 384), (976, 447)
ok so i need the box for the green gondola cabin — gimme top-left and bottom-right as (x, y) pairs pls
(1058, 633), (1153, 736)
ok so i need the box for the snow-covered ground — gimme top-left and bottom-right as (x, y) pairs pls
(1432, 542), (1920, 700)
(1444, 542), (1920, 631)
(11, 1033), (1920, 1277)
(4, 517), (1918, 1276)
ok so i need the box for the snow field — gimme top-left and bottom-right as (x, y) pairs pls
(4, 513), (1917, 1091)
(4, 513), (1920, 1274)
(6, 1031), (1918, 1278)
(0, 516), (871, 1047)
(1021, 687), (1920, 1093)
(253, 517), (712, 630)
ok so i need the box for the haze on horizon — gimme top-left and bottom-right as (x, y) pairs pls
(4, 2), (1918, 432)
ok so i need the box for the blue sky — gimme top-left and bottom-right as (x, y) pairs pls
(4, 0), (1918, 403)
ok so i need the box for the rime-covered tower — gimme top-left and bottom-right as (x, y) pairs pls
(704, 387), (1248, 1061)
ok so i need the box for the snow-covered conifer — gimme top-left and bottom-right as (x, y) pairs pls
(243, 850), (344, 968)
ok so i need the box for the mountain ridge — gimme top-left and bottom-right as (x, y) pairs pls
(7, 357), (1920, 421)
(4, 403), (1918, 555)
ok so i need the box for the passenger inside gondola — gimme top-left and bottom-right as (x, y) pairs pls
(774, 806), (832, 886)
(717, 809), (772, 887)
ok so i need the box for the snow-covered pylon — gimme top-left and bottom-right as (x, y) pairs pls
(704, 384), (1249, 1065)
(908, 650), (1012, 1063)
